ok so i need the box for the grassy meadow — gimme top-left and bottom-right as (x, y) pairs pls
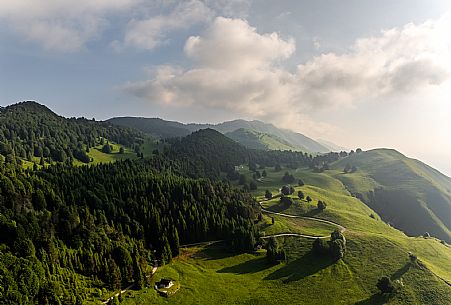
(102, 163), (451, 305)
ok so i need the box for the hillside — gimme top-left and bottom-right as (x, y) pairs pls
(0, 101), (147, 166)
(167, 128), (249, 178)
(225, 128), (299, 151)
(107, 117), (191, 138)
(107, 117), (331, 153)
(120, 164), (451, 305)
(213, 120), (330, 153)
(330, 149), (451, 243)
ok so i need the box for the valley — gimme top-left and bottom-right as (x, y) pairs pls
(0, 102), (450, 305)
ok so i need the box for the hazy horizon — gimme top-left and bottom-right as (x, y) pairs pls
(1, 0), (451, 176)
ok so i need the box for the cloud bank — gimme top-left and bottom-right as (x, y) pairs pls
(124, 14), (451, 130)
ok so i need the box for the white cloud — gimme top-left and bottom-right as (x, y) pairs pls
(0, 0), (138, 52)
(123, 14), (451, 133)
(120, 0), (214, 51)
(297, 14), (451, 108)
(0, 0), (253, 52)
(123, 17), (296, 117)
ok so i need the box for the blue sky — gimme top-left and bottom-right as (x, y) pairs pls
(1, 0), (451, 175)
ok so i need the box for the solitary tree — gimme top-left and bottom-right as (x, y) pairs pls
(265, 190), (273, 200)
(306, 196), (312, 203)
(102, 144), (112, 154)
(281, 185), (292, 196)
(377, 276), (395, 294)
(330, 229), (346, 260)
(330, 239), (346, 260)
(266, 237), (286, 264)
(297, 190), (304, 200)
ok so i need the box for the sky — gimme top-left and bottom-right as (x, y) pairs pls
(1, 0), (451, 176)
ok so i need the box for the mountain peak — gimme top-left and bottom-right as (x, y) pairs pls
(4, 101), (56, 116)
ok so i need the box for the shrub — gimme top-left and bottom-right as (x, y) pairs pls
(317, 200), (327, 210)
(312, 238), (329, 255)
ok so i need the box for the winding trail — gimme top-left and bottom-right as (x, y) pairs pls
(259, 199), (346, 240)
(102, 198), (346, 303)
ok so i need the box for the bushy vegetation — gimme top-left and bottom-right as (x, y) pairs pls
(266, 237), (286, 264)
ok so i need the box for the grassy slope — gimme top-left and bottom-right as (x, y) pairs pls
(330, 149), (451, 243)
(22, 139), (156, 168)
(114, 164), (451, 305)
(225, 128), (301, 151)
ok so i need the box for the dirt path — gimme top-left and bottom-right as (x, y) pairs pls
(179, 240), (224, 248)
(259, 199), (346, 240)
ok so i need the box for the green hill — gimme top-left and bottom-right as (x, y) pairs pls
(225, 128), (299, 151)
(107, 117), (191, 138)
(212, 120), (330, 153)
(168, 128), (249, 178)
(107, 117), (331, 153)
(0, 101), (148, 166)
(121, 164), (451, 305)
(330, 149), (451, 243)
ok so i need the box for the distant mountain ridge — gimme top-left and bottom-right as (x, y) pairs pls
(107, 117), (332, 153)
(225, 128), (299, 151)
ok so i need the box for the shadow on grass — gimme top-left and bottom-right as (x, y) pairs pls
(303, 208), (321, 217)
(198, 244), (241, 261)
(263, 252), (334, 283)
(391, 262), (411, 280)
(264, 202), (289, 213)
(354, 293), (390, 305)
(259, 222), (272, 231)
(217, 257), (271, 274)
(264, 202), (316, 216)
